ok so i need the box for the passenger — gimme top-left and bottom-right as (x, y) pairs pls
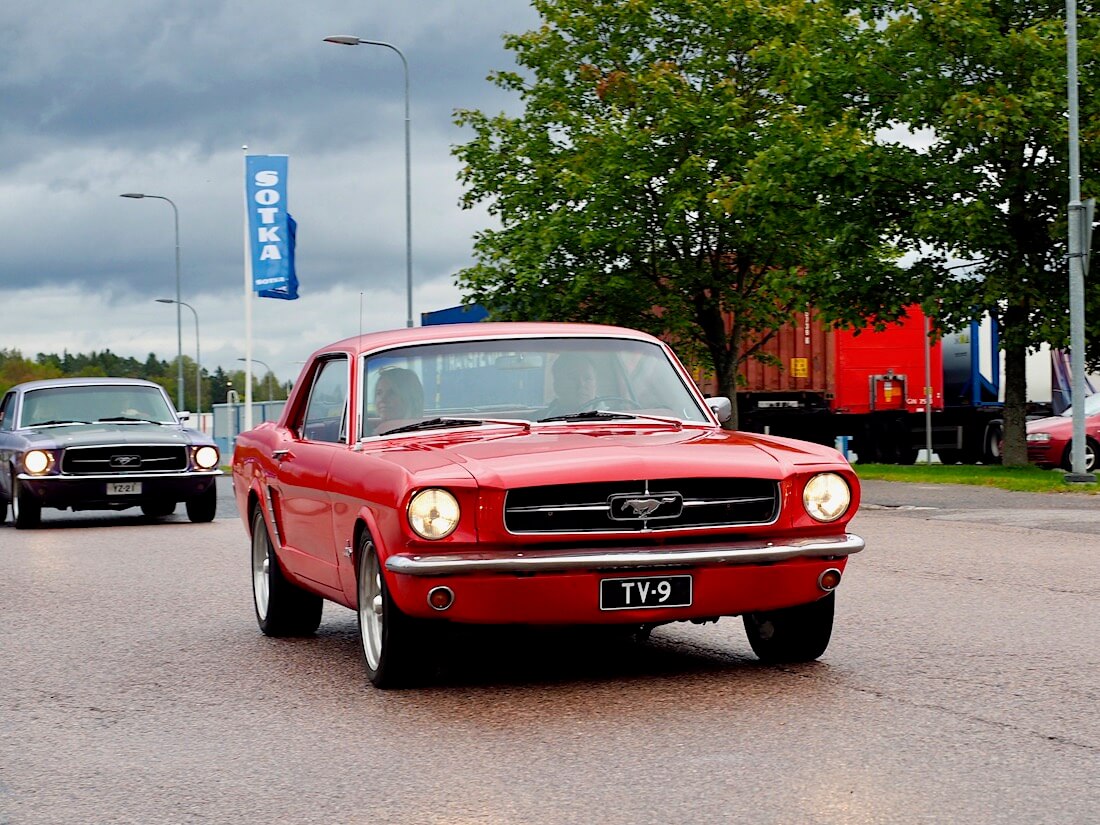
(374, 368), (424, 433)
(541, 353), (598, 416)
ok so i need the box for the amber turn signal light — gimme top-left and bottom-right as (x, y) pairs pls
(427, 586), (455, 611)
(818, 568), (842, 592)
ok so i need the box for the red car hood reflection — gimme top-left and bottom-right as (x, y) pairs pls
(1027, 415), (1073, 435)
(373, 425), (837, 489)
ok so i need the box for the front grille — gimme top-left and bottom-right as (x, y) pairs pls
(60, 445), (189, 475)
(504, 478), (779, 534)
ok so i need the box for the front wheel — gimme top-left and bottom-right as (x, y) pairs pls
(185, 483), (217, 523)
(250, 508), (322, 636)
(743, 592), (835, 663)
(1061, 437), (1098, 473)
(12, 477), (42, 529)
(141, 500), (176, 518)
(357, 535), (423, 688)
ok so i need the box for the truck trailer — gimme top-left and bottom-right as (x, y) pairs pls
(710, 306), (1023, 464)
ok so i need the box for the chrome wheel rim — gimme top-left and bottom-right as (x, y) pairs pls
(1087, 444), (1096, 473)
(251, 521), (270, 620)
(359, 544), (383, 671)
(11, 474), (20, 521)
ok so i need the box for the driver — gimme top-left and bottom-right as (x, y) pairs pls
(542, 353), (598, 416)
(374, 368), (424, 433)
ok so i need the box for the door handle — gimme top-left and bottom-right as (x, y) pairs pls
(272, 449), (292, 461)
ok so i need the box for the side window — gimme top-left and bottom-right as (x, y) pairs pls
(0, 393), (14, 431)
(301, 358), (349, 444)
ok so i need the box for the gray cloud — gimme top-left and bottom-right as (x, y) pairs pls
(0, 0), (537, 381)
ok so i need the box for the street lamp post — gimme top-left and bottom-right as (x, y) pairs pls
(157, 299), (201, 422)
(1065, 0), (1095, 482)
(121, 193), (185, 409)
(238, 357), (274, 401)
(323, 35), (414, 328)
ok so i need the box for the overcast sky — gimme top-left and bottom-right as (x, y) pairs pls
(1, 0), (540, 386)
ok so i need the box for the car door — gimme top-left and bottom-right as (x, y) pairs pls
(270, 355), (349, 590)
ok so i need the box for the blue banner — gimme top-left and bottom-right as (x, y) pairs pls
(246, 155), (298, 299)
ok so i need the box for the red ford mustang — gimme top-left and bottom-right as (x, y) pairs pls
(232, 322), (864, 687)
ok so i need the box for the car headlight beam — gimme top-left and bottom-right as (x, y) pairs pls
(23, 450), (52, 475)
(407, 488), (460, 540)
(803, 472), (851, 523)
(194, 446), (220, 470)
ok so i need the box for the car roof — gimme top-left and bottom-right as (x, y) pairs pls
(10, 377), (166, 393)
(315, 321), (664, 358)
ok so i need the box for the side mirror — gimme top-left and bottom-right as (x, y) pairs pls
(177, 411), (191, 422)
(705, 397), (732, 424)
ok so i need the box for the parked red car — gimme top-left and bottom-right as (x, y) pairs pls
(1026, 394), (1100, 472)
(232, 323), (864, 687)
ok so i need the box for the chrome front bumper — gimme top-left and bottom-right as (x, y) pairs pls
(386, 533), (864, 577)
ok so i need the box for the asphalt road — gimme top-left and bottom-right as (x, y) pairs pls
(1, 478), (1098, 824)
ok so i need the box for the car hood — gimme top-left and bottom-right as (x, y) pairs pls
(18, 423), (194, 448)
(375, 425), (844, 489)
(1026, 415), (1072, 435)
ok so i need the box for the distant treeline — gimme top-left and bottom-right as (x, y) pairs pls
(0, 348), (287, 412)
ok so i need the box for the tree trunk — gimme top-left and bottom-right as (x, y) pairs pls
(1001, 337), (1028, 467)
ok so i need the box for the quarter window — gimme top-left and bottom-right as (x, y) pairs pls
(0, 393), (13, 431)
(301, 358), (349, 443)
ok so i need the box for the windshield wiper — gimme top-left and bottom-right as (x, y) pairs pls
(30, 419), (91, 427)
(537, 410), (635, 423)
(97, 416), (163, 424)
(376, 417), (533, 437)
(537, 410), (685, 428)
(377, 417), (487, 436)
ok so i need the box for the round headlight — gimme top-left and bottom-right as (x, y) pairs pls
(194, 446), (220, 470)
(24, 450), (51, 474)
(803, 472), (851, 523)
(407, 489), (460, 540)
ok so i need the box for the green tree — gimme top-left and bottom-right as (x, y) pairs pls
(0, 349), (63, 395)
(454, 0), (920, 427)
(866, 0), (1100, 465)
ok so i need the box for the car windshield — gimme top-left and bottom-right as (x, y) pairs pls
(20, 385), (177, 428)
(361, 336), (710, 437)
(1060, 393), (1100, 418)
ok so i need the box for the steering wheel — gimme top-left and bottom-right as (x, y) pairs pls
(588, 395), (640, 411)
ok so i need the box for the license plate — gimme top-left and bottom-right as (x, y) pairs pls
(107, 481), (142, 495)
(599, 574), (692, 611)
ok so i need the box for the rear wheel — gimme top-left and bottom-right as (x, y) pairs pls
(12, 477), (41, 529)
(983, 420), (1004, 464)
(357, 534), (423, 688)
(250, 507), (322, 636)
(743, 592), (835, 663)
(185, 483), (217, 523)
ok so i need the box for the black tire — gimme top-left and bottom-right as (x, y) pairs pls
(1061, 437), (1098, 473)
(185, 483), (217, 523)
(141, 500), (176, 518)
(743, 592), (835, 663)
(12, 477), (42, 529)
(250, 507), (322, 636)
(357, 534), (423, 688)
(983, 420), (1004, 464)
